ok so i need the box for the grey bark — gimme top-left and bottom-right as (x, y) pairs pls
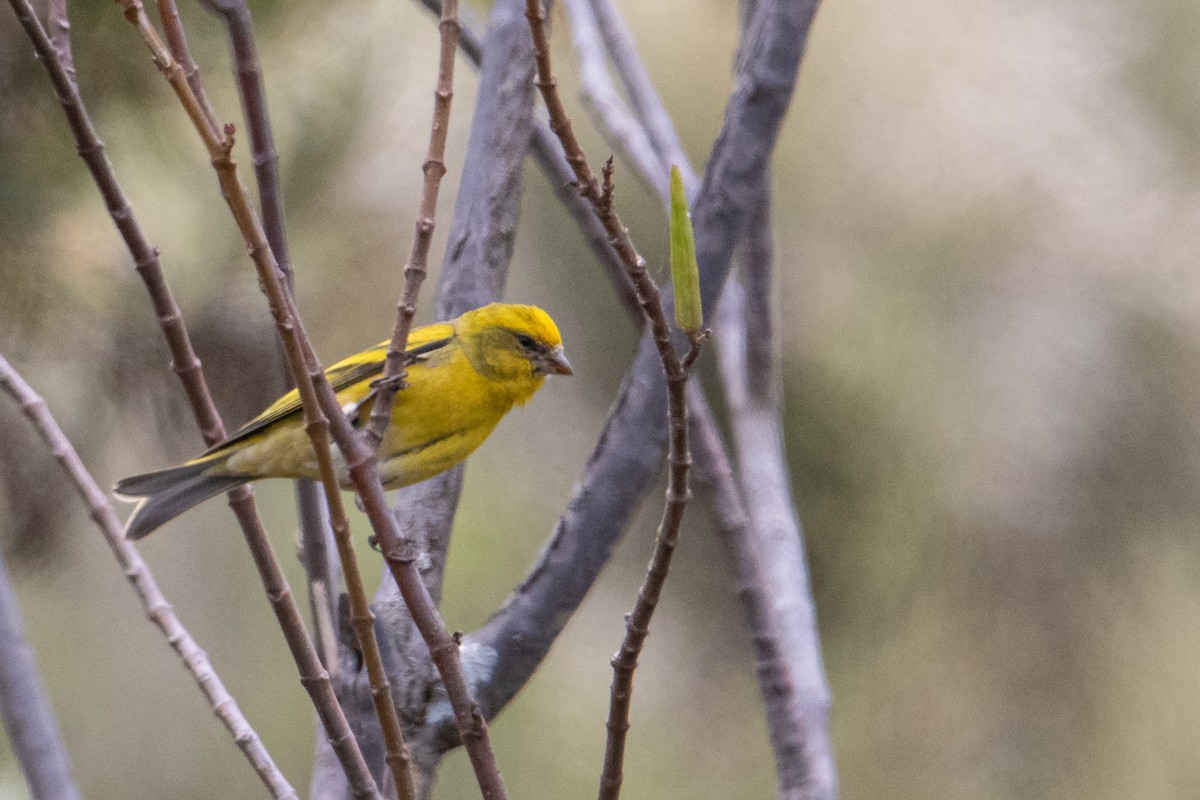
(0, 551), (83, 800)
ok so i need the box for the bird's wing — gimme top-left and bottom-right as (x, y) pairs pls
(202, 323), (455, 455)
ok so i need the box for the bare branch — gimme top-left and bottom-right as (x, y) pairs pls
(111, 3), (510, 793)
(523, 7), (706, 797)
(155, 0), (220, 132)
(715, 190), (836, 799)
(373, 0), (539, 770)
(194, 0), (337, 680)
(0, 353), (295, 800)
(0, 534), (82, 800)
(418, 0), (642, 323)
(365, 0), (462, 447)
(188, 1), (415, 791)
(110, 2), (390, 795)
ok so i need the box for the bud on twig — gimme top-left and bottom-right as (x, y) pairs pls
(669, 164), (702, 332)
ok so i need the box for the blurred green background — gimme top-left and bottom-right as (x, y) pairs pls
(4, 0), (1200, 797)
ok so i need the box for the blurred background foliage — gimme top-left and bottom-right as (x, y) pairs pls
(2, 0), (1200, 798)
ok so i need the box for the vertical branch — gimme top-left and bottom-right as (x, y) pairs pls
(523, 5), (707, 798)
(373, 0), (539, 772)
(0, 354), (298, 799)
(155, 0), (220, 132)
(364, 0), (461, 447)
(0, 545), (82, 800)
(197, 0), (293, 280)
(714, 192), (836, 800)
(565, 1), (835, 792)
(198, 0), (338, 706)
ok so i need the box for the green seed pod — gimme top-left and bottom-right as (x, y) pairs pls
(669, 165), (703, 333)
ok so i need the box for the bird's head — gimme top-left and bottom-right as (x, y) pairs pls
(456, 304), (572, 400)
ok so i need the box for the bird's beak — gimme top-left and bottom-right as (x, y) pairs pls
(538, 345), (574, 376)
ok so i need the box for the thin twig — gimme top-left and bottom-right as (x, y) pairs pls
(113, 3), (508, 797)
(0, 354), (295, 800)
(197, 0), (293, 281)
(155, 0), (220, 132)
(523, 5), (703, 798)
(0, 520), (82, 800)
(373, 0), (538, 776)
(194, 0), (337, 679)
(365, 0), (461, 447)
(6, 2), (325, 795)
(567, 0), (699, 201)
(417, 0), (642, 324)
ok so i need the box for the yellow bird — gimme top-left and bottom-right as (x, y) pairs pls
(115, 303), (572, 540)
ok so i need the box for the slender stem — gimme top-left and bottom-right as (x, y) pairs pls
(155, 0), (220, 132)
(416, 0), (642, 324)
(194, 0), (337, 678)
(197, 0), (293, 281)
(458, 0), (819, 771)
(523, 5), (703, 798)
(715, 194), (836, 799)
(0, 354), (296, 800)
(0, 515), (82, 800)
(567, 0), (699, 202)
(375, 0), (539, 775)
(365, 0), (461, 447)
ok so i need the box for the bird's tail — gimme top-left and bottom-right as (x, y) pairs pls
(114, 460), (248, 541)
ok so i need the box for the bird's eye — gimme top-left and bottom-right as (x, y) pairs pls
(516, 333), (537, 350)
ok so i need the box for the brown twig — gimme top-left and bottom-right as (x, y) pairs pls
(459, 0), (819, 769)
(563, 0), (666, 200)
(0, 353), (295, 800)
(155, 0), (220, 132)
(113, 2), (507, 797)
(193, 0), (337, 678)
(365, 0), (461, 447)
(108, 2), (383, 797)
(523, 4), (703, 799)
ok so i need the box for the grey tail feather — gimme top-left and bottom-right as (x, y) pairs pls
(114, 462), (248, 541)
